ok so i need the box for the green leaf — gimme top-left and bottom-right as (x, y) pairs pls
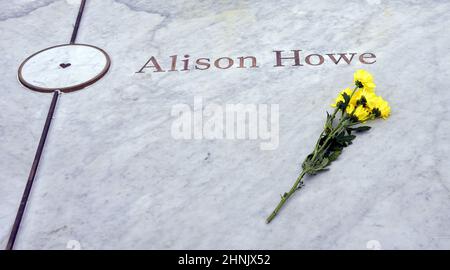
(330, 144), (344, 152)
(335, 130), (346, 139)
(351, 126), (371, 132)
(335, 134), (356, 146)
(328, 150), (342, 162)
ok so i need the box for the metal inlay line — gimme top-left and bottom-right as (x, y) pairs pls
(6, 0), (106, 250)
(70, 0), (86, 44)
(5, 91), (60, 250)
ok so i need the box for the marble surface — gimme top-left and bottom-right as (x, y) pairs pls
(1, 0), (450, 249)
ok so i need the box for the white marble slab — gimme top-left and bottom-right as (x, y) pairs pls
(1, 0), (450, 249)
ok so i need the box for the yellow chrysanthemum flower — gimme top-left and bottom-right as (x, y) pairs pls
(331, 87), (353, 107)
(346, 103), (370, 121)
(345, 103), (355, 115)
(354, 106), (371, 121)
(368, 95), (391, 119)
(339, 90), (377, 121)
(354, 69), (376, 92)
(378, 99), (390, 119)
(352, 89), (376, 106)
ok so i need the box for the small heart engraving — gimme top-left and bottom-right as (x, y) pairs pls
(59, 63), (71, 69)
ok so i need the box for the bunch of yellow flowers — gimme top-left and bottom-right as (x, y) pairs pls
(266, 69), (390, 223)
(332, 70), (390, 121)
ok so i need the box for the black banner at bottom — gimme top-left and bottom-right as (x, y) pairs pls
(0, 250), (448, 268)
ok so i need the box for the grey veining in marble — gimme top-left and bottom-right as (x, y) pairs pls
(1, 0), (450, 249)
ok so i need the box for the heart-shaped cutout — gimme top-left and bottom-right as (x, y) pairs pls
(59, 63), (71, 69)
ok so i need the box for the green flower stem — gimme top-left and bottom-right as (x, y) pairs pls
(311, 116), (347, 162)
(266, 115), (347, 224)
(266, 170), (307, 223)
(311, 110), (336, 155)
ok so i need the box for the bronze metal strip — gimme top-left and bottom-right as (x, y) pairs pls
(5, 91), (60, 250)
(70, 0), (86, 44)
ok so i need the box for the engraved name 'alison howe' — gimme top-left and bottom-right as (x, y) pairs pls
(136, 50), (376, 73)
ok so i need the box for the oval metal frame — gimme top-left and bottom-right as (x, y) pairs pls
(18, 43), (111, 93)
